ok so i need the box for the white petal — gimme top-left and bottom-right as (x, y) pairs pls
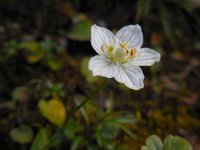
(91, 24), (115, 55)
(114, 63), (144, 90)
(89, 55), (117, 78)
(116, 25), (143, 49)
(133, 48), (161, 66)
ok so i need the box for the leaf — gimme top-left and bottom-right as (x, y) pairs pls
(67, 19), (92, 41)
(96, 128), (114, 149)
(86, 145), (98, 150)
(30, 129), (50, 150)
(40, 39), (56, 52)
(64, 119), (76, 140)
(141, 146), (148, 150)
(97, 123), (118, 140)
(10, 125), (33, 144)
(163, 135), (192, 150)
(20, 41), (42, 52)
(142, 135), (163, 150)
(48, 82), (65, 97)
(45, 58), (64, 71)
(12, 87), (28, 102)
(142, 135), (193, 150)
(109, 113), (136, 124)
(75, 99), (89, 125)
(64, 119), (84, 140)
(101, 138), (114, 150)
(104, 112), (135, 138)
(4, 40), (18, 56)
(38, 98), (66, 127)
(113, 123), (135, 138)
(20, 41), (44, 63)
(70, 136), (84, 150)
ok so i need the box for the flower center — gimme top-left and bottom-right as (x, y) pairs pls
(101, 42), (136, 64)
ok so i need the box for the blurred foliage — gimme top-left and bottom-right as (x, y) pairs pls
(67, 14), (92, 41)
(30, 129), (50, 150)
(135, 0), (199, 48)
(33, 100), (136, 150)
(10, 125), (33, 144)
(12, 87), (29, 102)
(0, 0), (200, 149)
(141, 135), (192, 150)
(1, 39), (66, 71)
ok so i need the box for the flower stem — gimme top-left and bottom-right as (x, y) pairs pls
(42, 79), (107, 150)
(65, 78), (107, 124)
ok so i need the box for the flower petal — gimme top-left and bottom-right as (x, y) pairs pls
(114, 63), (144, 90)
(89, 55), (117, 78)
(115, 25), (143, 49)
(91, 24), (115, 55)
(133, 48), (161, 66)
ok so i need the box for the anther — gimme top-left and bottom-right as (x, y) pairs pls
(101, 44), (108, 52)
(130, 48), (136, 56)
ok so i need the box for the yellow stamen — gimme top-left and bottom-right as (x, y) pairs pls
(130, 48), (136, 56)
(120, 42), (129, 51)
(130, 48), (136, 59)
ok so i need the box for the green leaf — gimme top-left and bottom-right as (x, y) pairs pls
(97, 123), (118, 140)
(10, 125), (33, 144)
(86, 145), (98, 150)
(45, 58), (63, 71)
(40, 39), (56, 52)
(142, 135), (193, 150)
(101, 138), (114, 150)
(64, 119), (76, 140)
(70, 136), (84, 150)
(30, 129), (50, 150)
(142, 135), (163, 150)
(68, 20), (92, 41)
(163, 135), (192, 150)
(113, 123), (135, 138)
(96, 130), (114, 150)
(4, 40), (18, 56)
(109, 113), (136, 124)
(20, 41), (44, 63)
(48, 82), (65, 97)
(64, 119), (84, 140)
(75, 99), (89, 125)
(96, 123), (117, 149)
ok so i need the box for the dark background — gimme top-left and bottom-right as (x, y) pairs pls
(0, 0), (200, 149)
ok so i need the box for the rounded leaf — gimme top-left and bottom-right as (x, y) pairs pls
(38, 98), (66, 127)
(10, 125), (33, 144)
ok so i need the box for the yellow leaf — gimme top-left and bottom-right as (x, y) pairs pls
(26, 54), (43, 64)
(38, 98), (66, 127)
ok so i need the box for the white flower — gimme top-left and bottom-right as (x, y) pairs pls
(89, 24), (160, 90)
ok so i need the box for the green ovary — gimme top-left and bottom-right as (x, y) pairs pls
(113, 48), (127, 63)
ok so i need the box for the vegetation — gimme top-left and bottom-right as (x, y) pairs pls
(0, 0), (200, 149)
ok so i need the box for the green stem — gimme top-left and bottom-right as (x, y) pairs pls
(65, 78), (107, 124)
(42, 132), (61, 150)
(42, 79), (107, 150)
